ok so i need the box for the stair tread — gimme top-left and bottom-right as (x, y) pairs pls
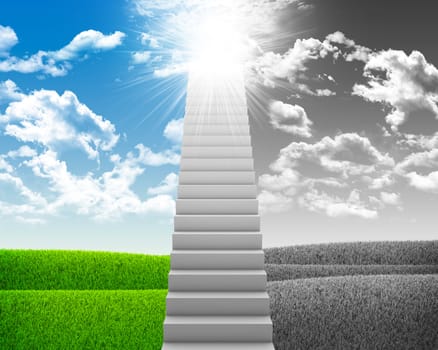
(162, 343), (274, 350)
(166, 291), (269, 298)
(169, 269), (266, 275)
(164, 315), (272, 324)
(171, 249), (263, 254)
(173, 231), (261, 234)
(175, 214), (260, 217)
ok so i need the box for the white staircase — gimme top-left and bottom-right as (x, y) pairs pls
(162, 70), (274, 349)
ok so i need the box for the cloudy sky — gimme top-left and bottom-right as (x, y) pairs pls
(1, 0), (437, 254)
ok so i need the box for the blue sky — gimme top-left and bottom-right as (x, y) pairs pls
(1, 0), (437, 253)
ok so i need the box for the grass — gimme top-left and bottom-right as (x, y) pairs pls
(0, 250), (170, 290)
(267, 274), (438, 350)
(1, 243), (437, 349)
(0, 290), (167, 350)
(265, 263), (438, 281)
(264, 240), (438, 265)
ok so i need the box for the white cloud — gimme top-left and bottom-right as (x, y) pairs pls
(134, 0), (301, 21)
(132, 51), (151, 64)
(0, 157), (13, 172)
(269, 100), (313, 137)
(0, 85), (119, 159)
(21, 149), (177, 220)
(0, 29), (125, 77)
(7, 146), (37, 158)
(52, 30), (125, 60)
(147, 172), (178, 195)
(0, 79), (23, 103)
(0, 172), (46, 206)
(0, 25), (18, 57)
(164, 118), (184, 143)
(154, 63), (188, 78)
(141, 33), (159, 48)
(0, 80), (180, 222)
(131, 144), (180, 166)
(353, 49), (438, 130)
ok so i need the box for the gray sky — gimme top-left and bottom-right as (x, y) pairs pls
(249, 0), (438, 247)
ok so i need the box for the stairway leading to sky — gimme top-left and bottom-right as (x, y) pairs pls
(161, 67), (275, 349)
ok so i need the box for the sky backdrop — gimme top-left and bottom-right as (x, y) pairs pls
(1, 0), (437, 254)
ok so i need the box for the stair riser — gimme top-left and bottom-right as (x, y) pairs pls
(172, 233), (262, 250)
(183, 136), (251, 146)
(184, 115), (250, 124)
(162, 343), (275, 350)
(168, 274), (267, 291)
(164, 324), (272, 342)
(180, 159), (254, 171)
(166, 298), (270, 316)
(176, 199), (258, 215)
(174, 215), (260, 232)
(184, 125), (250, 135)
(171, 252), (264, 269)
(182, 146), (253, 158)
(179, 171), (255, 185)
(185, 106), (248, 115)
(178, 185), (257, 199)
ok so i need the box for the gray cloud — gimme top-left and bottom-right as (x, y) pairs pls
(269, 100), (313, 137)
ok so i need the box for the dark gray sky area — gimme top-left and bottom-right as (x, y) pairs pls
(250, 0), (438, 247)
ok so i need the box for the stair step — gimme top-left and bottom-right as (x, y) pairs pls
(174, 215), (260, 232)
(161, 342), (275, 350)
(180, 158), (254, 171)
(182, 146), (253, 158)
(185, 105), (248, 116)
(178, 185), (257, 199)
(166, 291), (270, 315)
(184, 124), (250, 135)
(172, 232), (262, 249)
(162, 343), (275, 350)
(163, 315), (272, 342)
(183, 135), (251, 146)
(168, 269), (267, 291)
(186, 91), (246, 102)
(171, 250), (264, 269)
(184, 114), (249, 124)
(176, 199), (258, 215)
(179, 171), (255, 184)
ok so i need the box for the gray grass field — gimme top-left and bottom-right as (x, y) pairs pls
(265, 241), (438, 349)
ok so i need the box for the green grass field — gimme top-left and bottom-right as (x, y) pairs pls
(0, 250), (170, 290)
(0, 290), (167, 350)
(1, 241), (437, 349)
